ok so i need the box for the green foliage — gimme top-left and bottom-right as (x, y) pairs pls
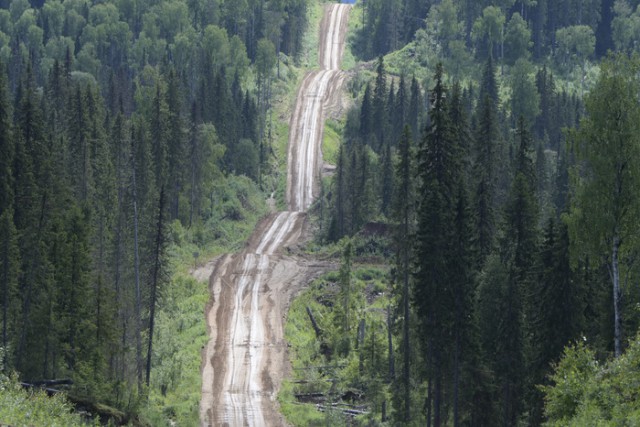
(567, 53), (640, 359)
(0, 0), (301, 421)
(541, 336), (640, 425)
(541, 342), (598, 425)
(473, 6), (506, 59)
(509, 58), (540, 125)
(568, 54), (640, 262)
(426, 0), (464, 59)
(504, 12), (532, 64)
(612, 1), (640, 54)
(281, 260), (392, 425)
(0, 373), (98, 427)
(146, 174), (267, 425)
(322, 119), (342, 165)
(555, 25), (596, 75)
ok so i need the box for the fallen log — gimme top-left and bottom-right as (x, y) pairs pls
(306, 306), (322, 338)
(22, 378), (73, 387)
(316, 403), (369, 417)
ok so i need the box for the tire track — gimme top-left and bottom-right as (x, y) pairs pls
(200, 4), (351, 426)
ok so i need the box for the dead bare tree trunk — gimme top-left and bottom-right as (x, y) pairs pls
(306, 306), (322, 338)
(387, 306), (394, 381)
(146, 187), (165, 387)
(612, 235), (622, 357)
(2, 224), (8, 355)
(403, 240), (411, 422)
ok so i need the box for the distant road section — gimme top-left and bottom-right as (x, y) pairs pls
(200, 4), (351, 426)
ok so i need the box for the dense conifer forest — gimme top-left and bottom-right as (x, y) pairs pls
(288, 0), (640, 426)
(1, 0), (640, 425)
(0, 0), (307, 423)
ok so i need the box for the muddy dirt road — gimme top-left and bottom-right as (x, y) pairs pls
(200, 4), (351, 426)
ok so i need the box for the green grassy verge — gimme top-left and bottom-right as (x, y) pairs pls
(300, 1), (324, 70)
(143, 176), (268, 426)
(343, 1), (363, 71)
(322, 119), (342, 165)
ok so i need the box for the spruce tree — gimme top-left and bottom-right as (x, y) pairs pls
(479, 55), (499, 109)
(0, 65), (13, 217)
(393, 126), (415, 423)
(449, 87), (477, 426)
(67, 85), (92, 201)
(525, 217), (581, 424)
(380, 145), (394, 218)
(408, 76), (422, 143)
(473, 95), (498, 262)
(166, 68), (186, 220)
(372, 57), (388, 151)
(499, 118), (539, 426)
(414, 64), (458, 427)
(151, 83), (169, 189)
(330, 143), (347, 241)
(393, 74), (408, 148)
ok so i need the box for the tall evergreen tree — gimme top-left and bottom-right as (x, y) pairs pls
(525, 217), (581, 424)
(474, 95), (499, 262)
(499, 118), (538, 426)
(372, 57), (388, 150)
(359, 82), (373, 144)
(393, 74), (408, 148)
(150, 83), (169, 189)
(380, 145), (394, 217)
(165, 68), (186, 221)
(0, 66), (13, 217)
(393, 126), (415, 423)
(408, 76), (422, 143)
(414, 64), (459, 427)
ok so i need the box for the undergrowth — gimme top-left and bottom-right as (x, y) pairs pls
(143, 175), (268, 426)
(280, 236), (394, 426)
(0, 373), (98, 427)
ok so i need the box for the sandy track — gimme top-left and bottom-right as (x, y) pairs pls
(200, 4), (351, 426)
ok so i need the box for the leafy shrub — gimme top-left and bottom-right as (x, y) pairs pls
(0, 373), (98, 427)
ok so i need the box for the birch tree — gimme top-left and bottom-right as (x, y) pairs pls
(568, 54), (640, 357)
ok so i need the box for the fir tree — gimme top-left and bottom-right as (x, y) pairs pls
(499, 118), (539, 426)
(372, 57), (388, 150)
(414, 64), (459, 427)
(165, 68), (186, 221)
(393, 74), (408, 148)
(392, 126), (415, 423)
(408, 76), (422, 143)
(473, 95), (499, 262)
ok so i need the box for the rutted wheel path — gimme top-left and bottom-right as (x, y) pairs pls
(200, 4), (351, 426)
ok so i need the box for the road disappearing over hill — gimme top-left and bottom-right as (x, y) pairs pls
(200, 4), (351, 426)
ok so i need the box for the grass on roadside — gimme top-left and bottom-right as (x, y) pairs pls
(322, 119), (342, 165)
(143, 175), (268, 426)
(280, 235), (394, 426)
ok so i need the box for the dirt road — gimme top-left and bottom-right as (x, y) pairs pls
(200, 4), (351, 426)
